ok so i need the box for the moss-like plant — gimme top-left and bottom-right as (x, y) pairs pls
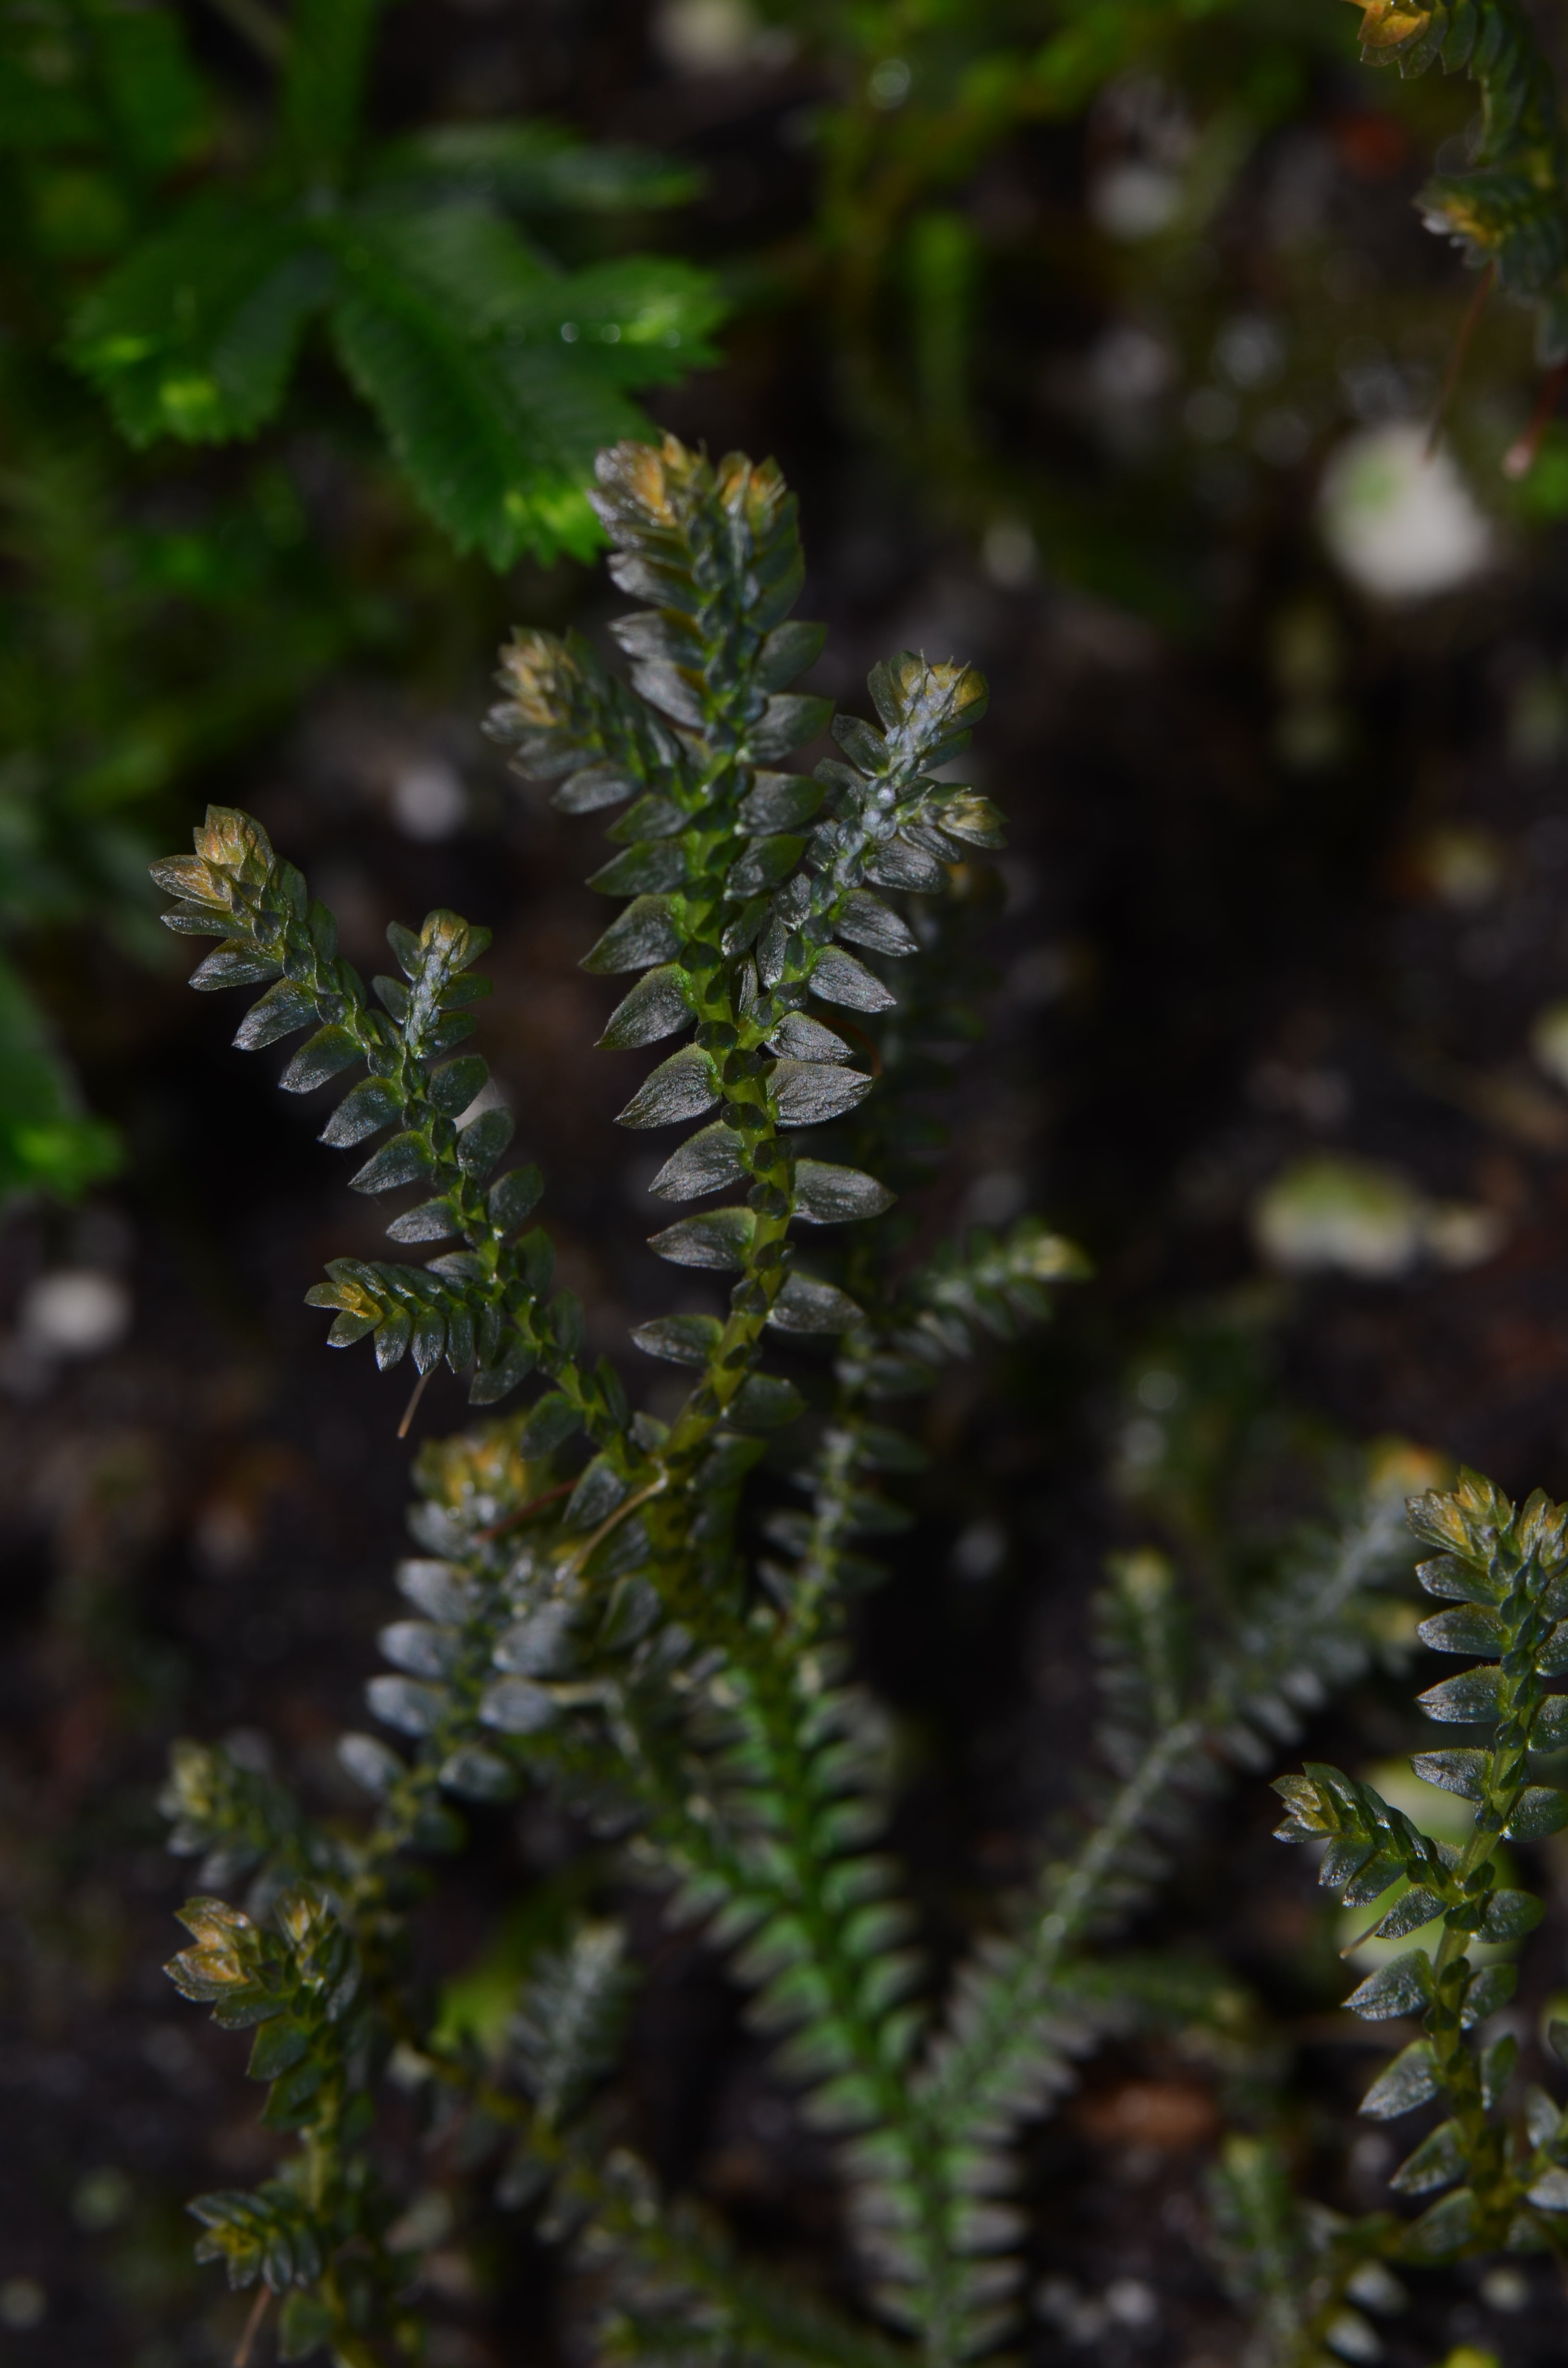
(1213, 1470), (1568, 2365)
(152, 436), (1433, 2367)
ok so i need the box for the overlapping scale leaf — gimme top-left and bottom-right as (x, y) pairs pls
(1348, 0), (1568, 356)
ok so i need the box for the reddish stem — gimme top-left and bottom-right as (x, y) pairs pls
(396, 1364), (435, 1441)
(474, 1476), (578, 1543)
(1425, 258), (1495, 458)
(1503, 360), (1568, 479)
(234, 2284), (273, 2368)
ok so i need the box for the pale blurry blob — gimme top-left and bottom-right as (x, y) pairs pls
(20, 1269), (132, 1357)
(391, 759), (467, 841)
(1319, 425), (1494, 601)
(1089, 161), (1180, 239)
(651, 0), (756, 72)
(1252, 1154), (1504, 1279)
(980, 518), (1037, 588)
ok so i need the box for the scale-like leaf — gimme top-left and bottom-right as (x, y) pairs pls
(833, 891), (918, 957)
(648, 1209), (756, 1268)
(617, 1045), (719, 1128)
(1345, 1949), (1432, 2021)
(769, 1059), (874, 1128)
(632, 1314), (724, 1366)
(768, 1273), (864, 1333)
(729, 1372), (806, 1429)
(1417, 1667), (1502, 1723)
(740, 772), (824, 832)
(649, 1121), (748, 1201)
(810, 945), (897, 1014)
(581, 895), (683, 974)
(599, 965), (693, 1048)
(1361, 2039), (1440, 2119)
(1506, 1785), (1568, 1837)
(792, 1160), (896, 1222)
(1410, 1748), (1488, 1799)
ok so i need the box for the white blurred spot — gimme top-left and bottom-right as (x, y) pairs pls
(1348, 2131), (1394, 2188)
(980, 518), (1037, 589)
(1319, 425), (1494, 602)
(1481, 2266), (1531, 2313)
(952, 1518), (1006, 1581)
(1090, 162), (1180, 239)
(1254, 1156), (1421, 1279)
(1135, 1368), (1180, 1412)
(1105, 2277), (1158, 2330)
(1344, 2261), (1406, 2316)
(1322, 2307), (1381, 2363)
(0, 2281), (46, 2331)
(20, 1269), (131, 1358)
(652, 0), (755, 72)
(867, 56), (911, 108)
(391, 760), (467, 841)
(1252, 1154), (1504, 1280)
(1424, 1202), (1507, 1270)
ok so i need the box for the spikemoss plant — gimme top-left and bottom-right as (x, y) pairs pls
(1213, 1472), (1568, 2367)
(153, 436), (1441, 2367)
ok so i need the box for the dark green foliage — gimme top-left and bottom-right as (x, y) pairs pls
(0, 0), (719, 1215)
(22, 1), (723, 564)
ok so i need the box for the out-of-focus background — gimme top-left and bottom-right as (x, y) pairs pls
(7, 1), (1568, 2361)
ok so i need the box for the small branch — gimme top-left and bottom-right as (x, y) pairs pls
(1504, 360), (1568, 479)
(1426, 258), (1495, 458)
(474, 1476), (578, 1542)
(564, 1473), (669, 1577)
(234, 2283), (273, 2368)
(397, 1366), (435, 1441)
